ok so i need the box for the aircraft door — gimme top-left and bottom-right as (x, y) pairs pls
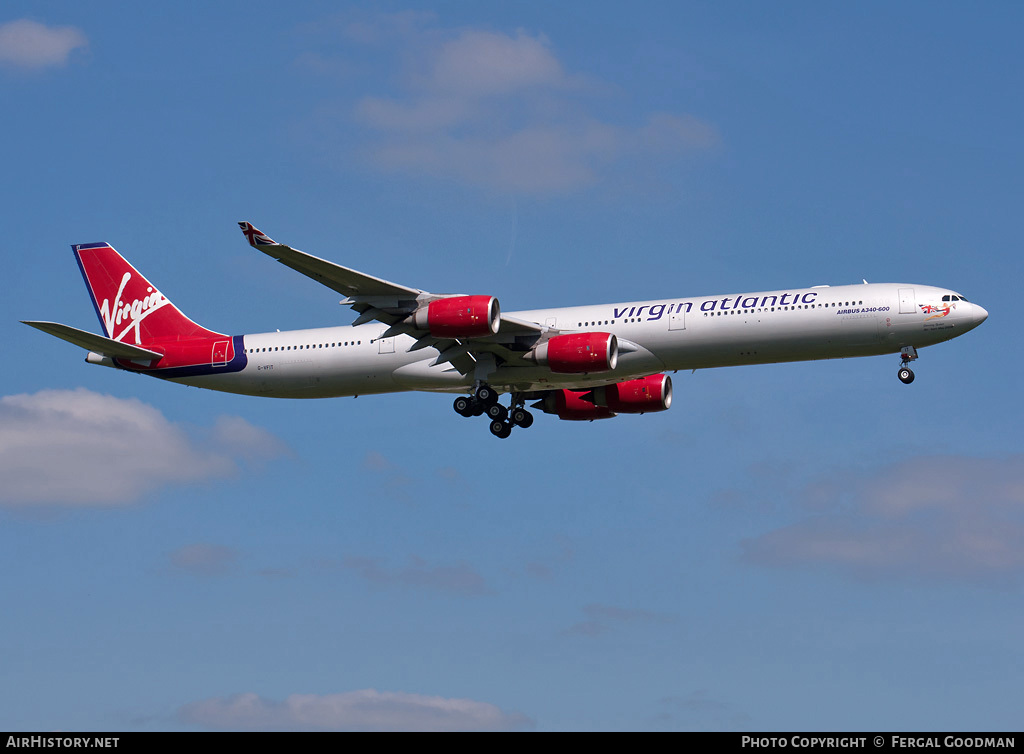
(212, 340), (230, 366)
(899, 288), (916, 314)
(669, 306), (686, 331)
(377, 329), (395, 354)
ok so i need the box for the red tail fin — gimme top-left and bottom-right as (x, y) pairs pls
(73, 243), (224, 345)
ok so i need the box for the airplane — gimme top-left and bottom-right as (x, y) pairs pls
(23, 222), (988, 438)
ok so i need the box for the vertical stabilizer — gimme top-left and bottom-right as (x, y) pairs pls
(73, 243), (224, 345)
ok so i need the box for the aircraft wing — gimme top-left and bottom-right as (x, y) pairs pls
(238, 222), (554, 375)
(238, 222), (423, 299)
(22, 321), (164, 360)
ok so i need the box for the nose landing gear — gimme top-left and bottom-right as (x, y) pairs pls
(898, 346), (918, 384)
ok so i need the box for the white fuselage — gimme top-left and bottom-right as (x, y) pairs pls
(172, 282), (987, 398)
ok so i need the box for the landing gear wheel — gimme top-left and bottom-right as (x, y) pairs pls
(486, 403), (508, 421)
(511, 408), (534, 428)
(475, 385), (498, 406)
(489, 420), (513, 439)
(898, 367), (915, 384)
(453, 396), (474, 417)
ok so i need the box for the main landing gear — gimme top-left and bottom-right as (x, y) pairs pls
(452, 384), (534, 438)
(898, 346), (918, 384)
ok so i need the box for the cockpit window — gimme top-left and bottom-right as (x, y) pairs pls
(942, 295), (950, 302)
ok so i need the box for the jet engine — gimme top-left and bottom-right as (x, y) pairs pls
(528, 332), (618, 374)
(533, 374), (672, 421)
(411, 295), (500, 338)
(590, 374), (672, 414)
(532, 389), (617, 421)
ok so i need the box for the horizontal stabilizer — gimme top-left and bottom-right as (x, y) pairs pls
(22, 321), (164, 360)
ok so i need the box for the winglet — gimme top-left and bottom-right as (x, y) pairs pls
(238, 221), (277, 247)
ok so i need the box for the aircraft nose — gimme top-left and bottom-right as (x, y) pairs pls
(973, 303), (989, 326)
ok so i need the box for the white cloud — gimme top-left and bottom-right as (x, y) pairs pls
(206, 415), (288, 462)
(567, 602), (674, 636)
(652, 691), (751, 732)
(362, 450), (397, 471)
(0, 388), (287, 506)
(355, 95), (475, 133)
(360, 450), (415, 499)
(310, 18), (719, 194)
(342, 555), (489, 596)
(0, 19), (87, 69)
(369, 121), (624, 193)
(742, 454), (1024, 582)
(427, 30), (568, 95)
(179, 690), (531, 731)
(340, 10), (437, 46)
(636, 113), (721, 152)
(170, 543), (238, 576)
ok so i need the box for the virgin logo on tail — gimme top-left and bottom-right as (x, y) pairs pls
(99, 271), (170, 344)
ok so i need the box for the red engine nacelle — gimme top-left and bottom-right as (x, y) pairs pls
(412, 295), (500, 338)
(531, 332), (618, 374)
(534, 390), (617, 421)
(591, 374), (673, 414)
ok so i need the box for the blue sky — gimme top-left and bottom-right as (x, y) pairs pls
(1, 2), (1021, 731)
